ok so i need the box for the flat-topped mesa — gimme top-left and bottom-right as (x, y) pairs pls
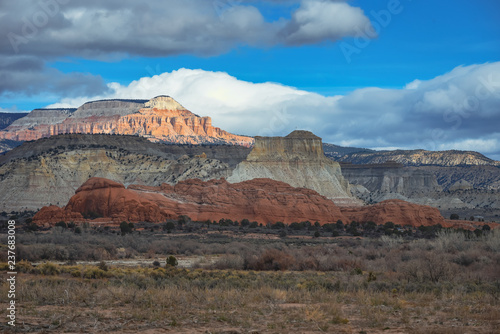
(228, 130), (360, 206)
(248, 130), (325, 162)
(2, 108), (77, 141)
(70, 99), (148, 118)
(0, 95), (254, 147)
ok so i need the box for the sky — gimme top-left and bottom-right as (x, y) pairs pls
(1, 0), (500, 158)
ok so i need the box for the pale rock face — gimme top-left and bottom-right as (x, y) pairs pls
(7, 109), (76, 129)
(228, 130), (359, 206)
(0, 149), (231, 211)
(144, 96), (187, 111)
(341, 165), (442, 196)
(448, 179), (473, 191)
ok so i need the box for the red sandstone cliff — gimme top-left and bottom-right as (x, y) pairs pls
(0, 96), (253, 147)
(341, 199), (446, 227)
(34, 177), (447, 228)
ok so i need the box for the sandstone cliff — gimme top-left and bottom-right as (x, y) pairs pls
(0, 96), (254, 147)
(34, 177), (348, 225)
(34, 177), (447, 227)
(341, 199), (446, 227)
(228, 130), (358, 206)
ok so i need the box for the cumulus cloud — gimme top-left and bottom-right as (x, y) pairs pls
(48, 62), (500, 159)
(283, 0), (372, 45)
(0, 0), (372, 103)
(0, 55), (109, 97)
(1, 0), (370, 58)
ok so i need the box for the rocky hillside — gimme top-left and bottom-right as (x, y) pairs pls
(0, 134), (253, 211)
(0, 134), (251, 167)
(323, 143), (373, 159)
(0, 96), (254, 148)
(229, 131), (359, 206)
(336, 149), (499, 167)
(0, 112), (29, 130)
(417, 165), (500, 190)
(34, 177), (447, 228)
(340, 162), (442, 197)
(0, 139), (23, 153)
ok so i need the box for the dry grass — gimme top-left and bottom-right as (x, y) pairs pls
(1, 229), (499, 332)
(0, 262), (498, 333)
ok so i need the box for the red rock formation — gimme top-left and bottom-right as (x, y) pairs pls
(341, 199), (446, 227)
(0, 96), (254, 147)
(63, 178), (172, 223)
(34, 177), (347, 225)
(31, 205), (84, 224)
(34, 177), (449, 228)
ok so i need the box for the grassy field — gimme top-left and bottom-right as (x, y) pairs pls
(1, 226), (499, 333)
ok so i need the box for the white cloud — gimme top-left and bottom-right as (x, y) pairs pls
(283, 0), (373, 45)
(438, 138), (500, 154)
(0, 0), (372, 98)
(48, 62), (500, 159)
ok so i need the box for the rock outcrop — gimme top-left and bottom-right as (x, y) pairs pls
(0, 112), (29, 130)
(0, 147), (232, 212)
(228, 131), (358, 206)
(34, 177), (348, 225)
(341, 199), (446, 227)
(340, 162), (442, 196)
(0, 96), (254, 147)
(337, 149), (499, 167)
(34, 177), (450, 227)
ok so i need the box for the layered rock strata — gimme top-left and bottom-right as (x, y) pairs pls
(0, 96), (253, 147)
(228, 130), (358, 206)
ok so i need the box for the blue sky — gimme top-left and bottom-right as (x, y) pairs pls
(1, 0), (500, 157)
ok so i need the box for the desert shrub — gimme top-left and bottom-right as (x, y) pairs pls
(484, 228), (500, 252)
(433, 230), (467, 252)
(212, 254), (244, 270)
(166, 255), (178, 267)
(271, 221), (285, 229)
(98, 261), (108, 271)
(246, 248), (295, 271)
(83, 267), (108, 279)
(36, 262), (60, 275)
(398, 252), (458, 283)
(55, 221), (67, 229)
(380, 235), (404, 248)
(120, 221), (133, 234)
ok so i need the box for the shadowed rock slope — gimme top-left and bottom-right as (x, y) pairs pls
(0, 112), (29, 130)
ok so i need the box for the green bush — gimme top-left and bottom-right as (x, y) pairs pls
(166, 255), (178, 267)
